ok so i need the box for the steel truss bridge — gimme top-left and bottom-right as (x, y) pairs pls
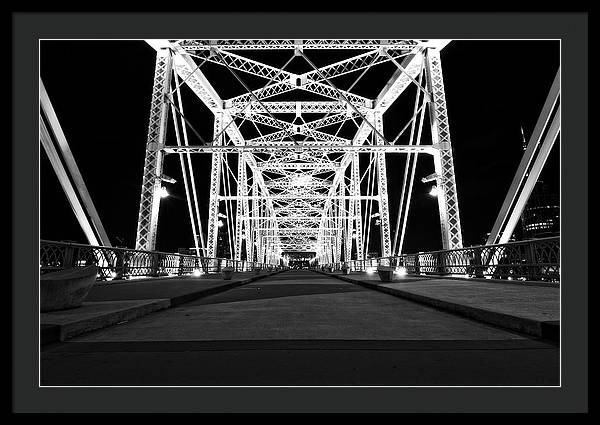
(40, 39), (560, 269)
(135, 39), (461, 267)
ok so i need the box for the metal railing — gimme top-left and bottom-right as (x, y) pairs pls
(322, 237), (559, 282)
(40, 240), (280, 282)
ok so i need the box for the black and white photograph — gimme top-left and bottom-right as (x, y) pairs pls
(13, 12), (588, 413)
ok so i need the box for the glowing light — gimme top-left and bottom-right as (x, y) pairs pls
(366, 267), (377, 274)
(394, 266), (407, 277)
(218, 220), (224, 227)
(192, 269), (202, 277)
(292, 175), (311, 187)
(159, 187), (169, 198)
(110, 271), (118, 278)
(429, 185), (439, 197)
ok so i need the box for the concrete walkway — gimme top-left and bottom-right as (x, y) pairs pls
(318, 270), (559, 341)
(41, 270), (282, 343)
(42, 270), (559, 386)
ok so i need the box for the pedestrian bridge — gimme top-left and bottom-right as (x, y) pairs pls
(40, 39), (561, 269)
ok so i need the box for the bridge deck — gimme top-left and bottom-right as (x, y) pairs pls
(41, 270), (559, 386)
(318, 270), (559, 340)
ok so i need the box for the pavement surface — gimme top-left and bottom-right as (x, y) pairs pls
(41, 270), (559, 386)
(40, 271), (279, 343)
(319, 270), (559, 340)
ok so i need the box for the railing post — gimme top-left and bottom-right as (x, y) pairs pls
(473, 247), (484, 278)
(178, 254), (185, 276)
(436, 251), (448, 275)
(114, 250), (125, 280)
(123, 251), (131, 279)
(150, 252), (160, 277)
(63, 244), (75, 269)
(526, 241), (539, 281)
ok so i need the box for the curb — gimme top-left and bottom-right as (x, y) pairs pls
(313, 270), (559, 344)
(41, 269), (286, 345)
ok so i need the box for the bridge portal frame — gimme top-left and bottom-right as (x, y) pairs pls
(134, 40), (463, 262)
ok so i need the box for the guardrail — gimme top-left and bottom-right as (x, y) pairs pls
(40, 240), (281, 282)
(322, 237), (559, 282)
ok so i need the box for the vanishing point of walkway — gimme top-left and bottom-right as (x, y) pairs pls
(41, 270), (559, 386)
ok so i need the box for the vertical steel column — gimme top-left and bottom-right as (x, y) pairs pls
(206, 114), (224, 258)
(242, 159), (252, 262)
(345, 165), (355, 262)
(374, 112), (392, 257)
(234, 153), (246, 260)
(135, 48), (173, 251)
(256, 200), (264, 264)
(251, 178), (259, 262)
(335, 184), (343, 263)
(425, 48), (463, 250)
(352, 152), (365, 261)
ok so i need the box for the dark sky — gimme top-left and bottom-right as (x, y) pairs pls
(40, 40), (560, 254)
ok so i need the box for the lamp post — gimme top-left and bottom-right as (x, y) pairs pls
(421, 172), (440, 197)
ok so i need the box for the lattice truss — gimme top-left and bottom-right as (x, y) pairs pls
(136, 39), (463, 264)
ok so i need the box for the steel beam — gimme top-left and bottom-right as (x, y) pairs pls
(206, 115), (224, 258)
(40, 79), (112, 247)
(425, 48), (463, 250)
(162, 145), (436, 154)
(487, 70), (560, 245)
(374, 112), (392, 257)
(40, 118), (99, 246)
(135, 48), (172, 251)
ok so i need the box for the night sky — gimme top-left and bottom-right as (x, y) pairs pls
(40, 40), (560, 255)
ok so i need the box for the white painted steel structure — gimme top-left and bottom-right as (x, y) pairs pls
(486, 69), (561, 246)
(40, 79), (112, 248)
(135, 39), (464, 264)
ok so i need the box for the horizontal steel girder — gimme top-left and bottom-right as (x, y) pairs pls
(163, 145), (436, 154)
(218, 195), (378, 200)
(177, 39), (427, 50)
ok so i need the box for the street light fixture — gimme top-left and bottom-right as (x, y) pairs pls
(159, 187), (169, 198)
(429, 185), (439, 197)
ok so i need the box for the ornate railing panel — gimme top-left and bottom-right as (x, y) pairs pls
(324, 237), (559, 282)
(40, 240), (277, 282)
